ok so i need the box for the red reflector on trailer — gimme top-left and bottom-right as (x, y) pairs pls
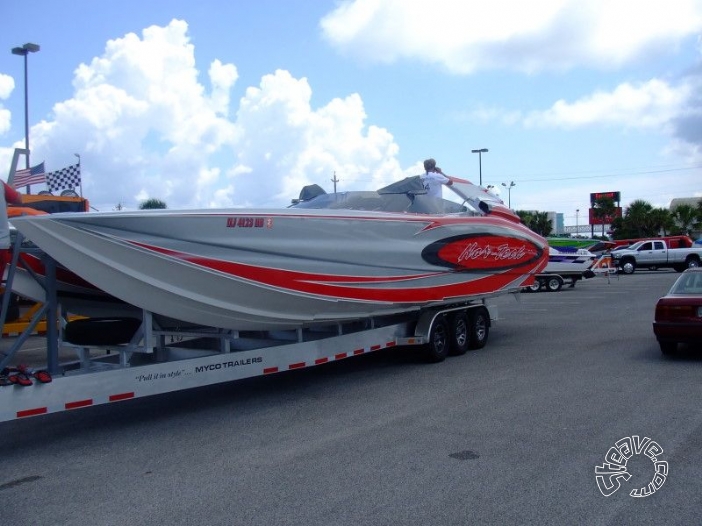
(17, 407), (48, 418)
(66, 399), (93, 410)
(109, 392), (134, 402)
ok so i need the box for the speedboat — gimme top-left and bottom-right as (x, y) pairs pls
(524, 246), (598, 292)
(10, 176), (549, 330)
(545, 246), (598, 275)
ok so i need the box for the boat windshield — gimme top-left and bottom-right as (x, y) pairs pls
(290, 175), (514, 215)
(291, 190), (469, 215)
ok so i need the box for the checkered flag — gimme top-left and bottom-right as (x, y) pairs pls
(47, 163), (81, 193)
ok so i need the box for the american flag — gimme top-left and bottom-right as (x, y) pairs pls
(13, 162), (46, 188)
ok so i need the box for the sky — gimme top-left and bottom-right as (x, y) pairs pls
(1, 0), (701, 225)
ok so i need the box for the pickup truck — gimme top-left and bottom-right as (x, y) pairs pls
(611, 239), (702, 274)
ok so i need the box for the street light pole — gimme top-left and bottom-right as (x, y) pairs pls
(471, 148), (488, 186)
(576, 209), (579, 235)
(501, 181), (516, 208)
(11, 42), (40, 169)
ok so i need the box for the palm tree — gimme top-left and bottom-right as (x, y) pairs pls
(515, 210), (552, 237)
(624, 200), (655, 238)
(592, 196), (617, 237)
(671, 204), (700, 236)
(531, 211), (553, 237)
(650, 208), (675, 236)
(139, 198), (167, 210)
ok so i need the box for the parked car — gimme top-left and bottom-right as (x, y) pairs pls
(653, 268), (702, 354)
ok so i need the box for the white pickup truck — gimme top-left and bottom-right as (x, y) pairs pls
(612, 239), (702, 274)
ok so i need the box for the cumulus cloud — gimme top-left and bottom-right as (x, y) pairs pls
(471, 47), (702, 163)
(0, 19), (404, 210)
(0, 74), (15, 136)
(233, 70), (404, 206)
(523, 79), (692, 129)
(321, 0), (702, 73)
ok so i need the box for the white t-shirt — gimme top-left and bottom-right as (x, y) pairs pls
(421, 172), (450, 198)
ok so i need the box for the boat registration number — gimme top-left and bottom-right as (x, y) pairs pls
(227, 217), (269, 228)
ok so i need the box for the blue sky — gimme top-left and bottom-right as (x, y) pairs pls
(1, 0), (701, 224)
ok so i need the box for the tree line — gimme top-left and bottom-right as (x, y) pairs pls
(517, 197), (702, 240)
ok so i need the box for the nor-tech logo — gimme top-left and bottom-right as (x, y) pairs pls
(595, 435), (668, 497)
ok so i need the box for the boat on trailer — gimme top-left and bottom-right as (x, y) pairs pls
(526, 246), (598, 292)
(1, 175), (550, 422)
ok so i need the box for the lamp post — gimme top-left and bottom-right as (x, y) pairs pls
(501, 181), (516, 208)
(576, 209), (579, 235)
(11, 42), (40, 169)
(471, 148), (488, 186)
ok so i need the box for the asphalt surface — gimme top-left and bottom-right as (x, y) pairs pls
(1, 270), (700, 526)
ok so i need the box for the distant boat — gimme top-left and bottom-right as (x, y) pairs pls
(548, 237), (615, 255)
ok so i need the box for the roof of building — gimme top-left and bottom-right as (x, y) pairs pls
(670, 197), (702, 210)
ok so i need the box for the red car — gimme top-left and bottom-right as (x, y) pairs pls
(653, 268), (702, 354)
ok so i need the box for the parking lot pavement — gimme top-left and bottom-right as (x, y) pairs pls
(1, 270), (700, 526)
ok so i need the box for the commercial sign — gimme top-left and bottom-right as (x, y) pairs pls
(590, 191), (621, 204)
(589, 207), (622, 225)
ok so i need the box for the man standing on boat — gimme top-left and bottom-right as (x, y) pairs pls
(421, 158), (452, 198)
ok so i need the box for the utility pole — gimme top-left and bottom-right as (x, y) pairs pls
(331, 171), (339, 194)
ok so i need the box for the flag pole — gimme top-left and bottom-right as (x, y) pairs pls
(74, 153), (82, 198)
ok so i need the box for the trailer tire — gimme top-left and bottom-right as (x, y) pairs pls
(425, 317), (450, 363)
(546, 276), (563, 292)
(468, 307), (490, 350)
(64, 317), (142, 346)
(449, 312), (470, 356)
(526, 280), (541, 293)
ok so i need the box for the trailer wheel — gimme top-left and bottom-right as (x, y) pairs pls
(449, 312), (470, 356)
(526, 280), (541, 293)
(546, 276), (563, 292)
(425, 317), (450, 363)
(64, 317), (142, 346)
(468, 307), (490, 350)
